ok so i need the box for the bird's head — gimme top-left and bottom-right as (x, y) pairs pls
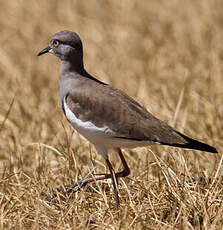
(38, 30), (83, 63)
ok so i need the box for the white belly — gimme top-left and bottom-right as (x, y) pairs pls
(63, 97), (114, 144)
(63, 97), (155, 149)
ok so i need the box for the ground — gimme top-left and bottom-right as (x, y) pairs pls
(0, 1), (222, 229)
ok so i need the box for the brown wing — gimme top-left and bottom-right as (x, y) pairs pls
(65, 81), (187, 145)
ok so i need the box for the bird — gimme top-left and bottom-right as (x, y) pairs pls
(38, 30), (218, 207)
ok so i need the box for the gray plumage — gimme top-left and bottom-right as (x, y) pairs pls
(38, 30), (217, 153)
(38, 30), (217, 207)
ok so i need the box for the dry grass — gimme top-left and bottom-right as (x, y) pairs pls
(0, 0), (222, 229)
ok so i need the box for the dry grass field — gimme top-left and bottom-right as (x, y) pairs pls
(0, 0), (222, 229)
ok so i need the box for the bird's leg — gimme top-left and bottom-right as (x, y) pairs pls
(105, 158), (120, 207)
(116, 148), (130, 178)
(56, 174), (111, 193)
(94, 148), (130, 179)
(54, 148), (130, 206)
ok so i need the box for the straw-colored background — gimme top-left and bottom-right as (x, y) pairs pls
(0, 1), (222, 229)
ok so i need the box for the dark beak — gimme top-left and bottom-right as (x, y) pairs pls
(37, 46), (51, 56)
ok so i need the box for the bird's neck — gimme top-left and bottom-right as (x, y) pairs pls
(60, 59), (86, 75)
(60, 60), (107, 85)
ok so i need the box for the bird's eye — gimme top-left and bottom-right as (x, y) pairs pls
(52, 40), (60, 47)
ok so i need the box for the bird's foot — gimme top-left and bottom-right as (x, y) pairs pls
(46, 179), (88, 203)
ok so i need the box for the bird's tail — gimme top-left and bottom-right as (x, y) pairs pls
(163, 131), (218, 153)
